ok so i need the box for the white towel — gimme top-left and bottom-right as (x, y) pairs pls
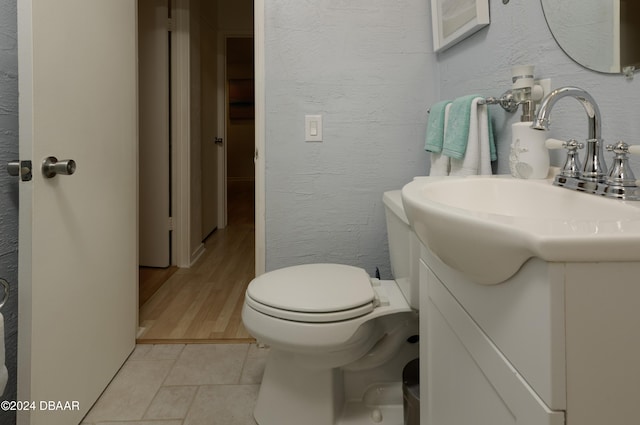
(0, 313), (6, 396)
(450, 98), (493, 176)
(429, 103), (452, 176)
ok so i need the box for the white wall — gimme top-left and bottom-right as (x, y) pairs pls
(264, 0), (438, 276)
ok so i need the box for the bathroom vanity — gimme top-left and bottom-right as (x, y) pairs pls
(418, 245), (640, 425)
(400, 175), (640, 425)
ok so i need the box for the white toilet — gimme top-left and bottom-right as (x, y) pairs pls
(242, 190), (420, 425)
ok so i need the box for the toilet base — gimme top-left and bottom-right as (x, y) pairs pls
(254, 349), (345, 425)
(254, 352), (410, 425)
(339, 397), (404, 425)
(253, 315), (419, 425)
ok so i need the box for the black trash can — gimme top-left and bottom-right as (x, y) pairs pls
(403, 358), (420, 425)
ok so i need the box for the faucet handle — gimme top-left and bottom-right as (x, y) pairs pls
(605, 141), (638, 187)
(546, 138), (584, 178)
(545, 138), (584, 151)
(606, 141), (640, 155)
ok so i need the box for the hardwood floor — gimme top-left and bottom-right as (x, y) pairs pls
(137, 181), (255, 344)
(139, 266), (179, 307)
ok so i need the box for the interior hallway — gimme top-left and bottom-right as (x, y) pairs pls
(138, 181), (255, 343)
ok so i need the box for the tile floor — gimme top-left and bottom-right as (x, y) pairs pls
(81, 343), (268, 425)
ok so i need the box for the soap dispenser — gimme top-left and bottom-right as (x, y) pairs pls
(509, 65), (550, 179)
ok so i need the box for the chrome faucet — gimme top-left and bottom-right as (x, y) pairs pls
(531, 86), (607, 182)
(532, 86), (640, 200)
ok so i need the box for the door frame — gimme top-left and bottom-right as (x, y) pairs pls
(254, 0), (266, 275)
(171, 0), (191, 267)
(172, 0), (265, 273)
(215, 29), (227, 230)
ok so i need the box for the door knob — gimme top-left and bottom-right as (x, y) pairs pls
(42, 156), (76, 178)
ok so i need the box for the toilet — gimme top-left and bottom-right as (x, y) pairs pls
(242, 190), (420, 425)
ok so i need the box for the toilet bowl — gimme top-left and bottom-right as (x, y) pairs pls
(242, 190), (420, 425)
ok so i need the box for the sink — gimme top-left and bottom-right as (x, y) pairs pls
(401, 175), (640, 284)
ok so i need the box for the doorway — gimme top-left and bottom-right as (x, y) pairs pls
(225, 35), (255, 230)
(137, 0), (256, 342)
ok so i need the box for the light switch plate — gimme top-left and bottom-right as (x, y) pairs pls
(305, 115), (322, 142)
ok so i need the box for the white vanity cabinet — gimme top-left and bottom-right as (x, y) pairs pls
(419, 246), (640, 425)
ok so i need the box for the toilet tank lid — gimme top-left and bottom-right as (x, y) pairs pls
(246, 264), (375, 313)
(383, 190), (409, 226)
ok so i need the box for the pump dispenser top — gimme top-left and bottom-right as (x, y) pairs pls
(509, 65), (550, 179)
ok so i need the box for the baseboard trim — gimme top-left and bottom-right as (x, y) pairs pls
(190, 243), (205, 267)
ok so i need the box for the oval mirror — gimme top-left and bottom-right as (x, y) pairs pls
(540, 0), (640, 74)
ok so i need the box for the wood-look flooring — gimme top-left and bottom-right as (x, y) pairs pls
(139, 266), (179, 307)
(137, 181), (255, 344)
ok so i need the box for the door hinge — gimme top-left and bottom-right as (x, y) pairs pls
(168, 217), (174, 231)
(167, 18), (175, 32)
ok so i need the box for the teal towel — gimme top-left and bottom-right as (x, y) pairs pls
(442, 95), (496, 161)
(424, 100), (452, 153)
(488, 112), (496, 161)
(442, 95), (476, 159)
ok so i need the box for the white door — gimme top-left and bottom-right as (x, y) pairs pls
(17, 1), (137, 424)
(139, 0), (171, 267)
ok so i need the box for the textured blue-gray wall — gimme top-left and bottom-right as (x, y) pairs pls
(0, 0), (19, 423)
(264, 0), (437, 277)
(435, 1), (640, 174)
(264, 0), (640, 278)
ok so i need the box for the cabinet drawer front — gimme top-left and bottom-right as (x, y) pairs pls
(421, 251), (566, 410)
(425, 267), (564, 425)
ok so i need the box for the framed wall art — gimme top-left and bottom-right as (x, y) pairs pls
(431, 0), (490, 52)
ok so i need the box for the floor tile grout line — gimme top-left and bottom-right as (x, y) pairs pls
(87, 342), (263, 425)
(237, 343), (252, 385)
(139, 343), (186, 422)
(157, 344), (186, 389)
(157, 343), (254, 423)
(181, 384), (206, 425)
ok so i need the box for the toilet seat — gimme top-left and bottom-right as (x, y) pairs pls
(245, 263), (376, 323)
(245, 296), (375, 323)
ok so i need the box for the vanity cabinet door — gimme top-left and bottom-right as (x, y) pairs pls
(422, 265), (564, 425)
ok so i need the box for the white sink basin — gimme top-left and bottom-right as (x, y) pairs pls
(401, 175), (640, 284)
